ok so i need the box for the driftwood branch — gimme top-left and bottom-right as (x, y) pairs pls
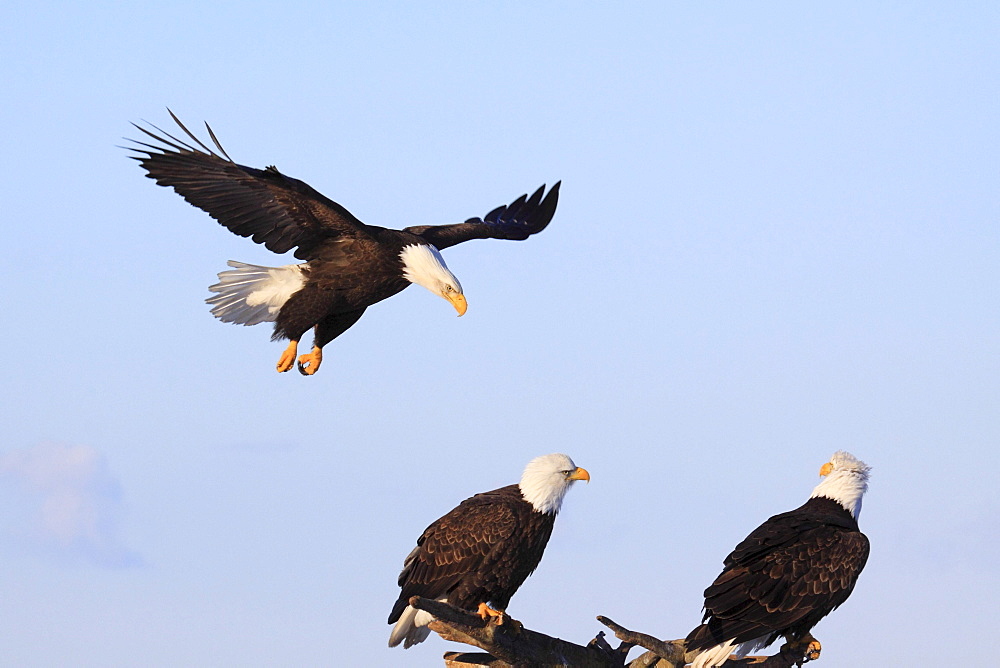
(598, 616), (685, 667)
(411, 596), (623, 667)
(413, 597), (822, 668)
(598, 617), (820, 668)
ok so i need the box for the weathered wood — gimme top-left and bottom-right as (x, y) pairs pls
(599, 616), (686, 667)
(444, 652), (512, 668)
(601, 616), (820, 668)
(412, 596), (622, 667)
(416, 597), (822, 668)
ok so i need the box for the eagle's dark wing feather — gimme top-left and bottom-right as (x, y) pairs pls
(127, 111), (371, 260)
(389, 487), (522, 624)
(689, 512), (870, 649)
(404, 182), (560, 251)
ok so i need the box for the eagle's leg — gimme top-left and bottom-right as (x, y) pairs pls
(477, 602), (505, 625)
(297, 346), (323, 376)
(276, 340), (299, 373)
(291, 308), (366, 377)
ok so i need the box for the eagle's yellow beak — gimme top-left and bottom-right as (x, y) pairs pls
(447, 292), (468, 316)
(819, 462), (834, 477)
(567, 467), (590, 482)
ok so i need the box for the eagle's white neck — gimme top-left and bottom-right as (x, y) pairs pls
(399, 244), (462, 295)
(810, 451), (871, 519)
(518, 454), (577, 516)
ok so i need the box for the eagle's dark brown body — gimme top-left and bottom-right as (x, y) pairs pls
(686, 496), (870, 654)
(269, 229), (419, 347)
(389, 484), (556, 624)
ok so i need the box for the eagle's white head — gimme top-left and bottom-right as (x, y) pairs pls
(519, 453), (590, 516)
(400, 244), (467, 316)
(810, 450), (871, 519)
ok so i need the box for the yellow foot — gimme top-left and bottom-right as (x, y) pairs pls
(297, 346), (323, 376)
(477, 602), (504, 625)
(276, 340), (299, 373)
(805, 639), (822, 661)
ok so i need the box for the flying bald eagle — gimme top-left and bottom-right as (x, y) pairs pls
(685, 451), (871, 667)
(388, 453), (589, 649)
(127, 111), (560, 375)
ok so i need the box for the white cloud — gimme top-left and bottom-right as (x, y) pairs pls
(0, 443), (141, 568)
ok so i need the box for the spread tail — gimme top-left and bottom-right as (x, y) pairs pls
(206, 261), (307, 326)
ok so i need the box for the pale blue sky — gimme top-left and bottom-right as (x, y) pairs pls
(2, 2), (997, 666)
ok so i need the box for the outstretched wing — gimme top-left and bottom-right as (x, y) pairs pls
(126, 110), (371, 260)
(404, 182), (560, 251)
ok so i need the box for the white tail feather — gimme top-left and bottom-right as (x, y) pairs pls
(388, 602), (439, 648)
(691, 635), (769, 668)
(690, 641), (738, 668)
(206, 261), (307, 326)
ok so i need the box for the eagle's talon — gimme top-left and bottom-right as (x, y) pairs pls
(805, 639), (822, 661)
(477, 602), (504, 623)
(296, 347), (322, 376)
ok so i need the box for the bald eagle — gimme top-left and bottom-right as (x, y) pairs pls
(127, 111), (560, 375)
(685, 451), (871, 667)
(388, 453), (589, 649)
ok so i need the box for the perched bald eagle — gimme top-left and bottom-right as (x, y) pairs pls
(685, 451), (871, 667)
(127, 111), (560, 375)
(388, 453), (589, 649)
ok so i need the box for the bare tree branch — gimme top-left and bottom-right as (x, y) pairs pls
(412, 596), (622, 667)
(598, 616), (685, 667)
(599, 616), (821, 668)
(413, 598), (822, 668)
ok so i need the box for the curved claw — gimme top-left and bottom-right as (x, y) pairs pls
(296, 346), (323, 376)
(805, 639), (822, 661)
